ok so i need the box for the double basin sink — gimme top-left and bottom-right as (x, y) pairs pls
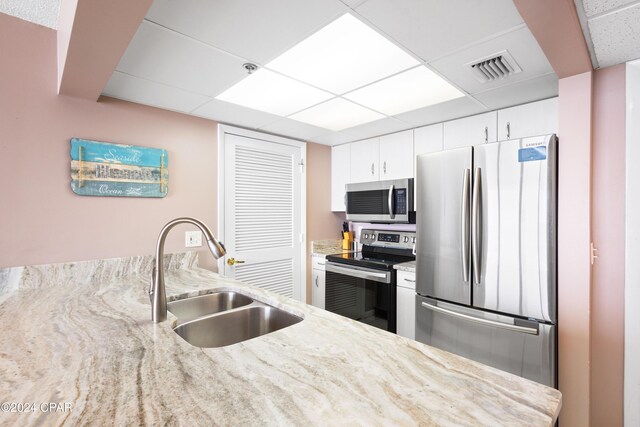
(167, 290), (303, 348)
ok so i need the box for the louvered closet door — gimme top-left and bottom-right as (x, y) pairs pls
(223, 133), (303, 301)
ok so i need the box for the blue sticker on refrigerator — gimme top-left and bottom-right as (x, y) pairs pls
(518, 146), (547, 162)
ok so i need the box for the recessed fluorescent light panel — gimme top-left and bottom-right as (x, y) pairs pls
(215, 69), (332, 116)
(216, 14), (467, 132)
(289, 98), (385, 131)
(344, 66), (466, 116)
(267, 14), (420, 94)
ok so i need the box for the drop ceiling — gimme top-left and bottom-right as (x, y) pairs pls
(99, 0), (561, 145)
(575, 0), (640, 68)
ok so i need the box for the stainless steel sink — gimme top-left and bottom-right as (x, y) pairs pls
(167, 291), (253, 324)
(173, 305), (303, 348)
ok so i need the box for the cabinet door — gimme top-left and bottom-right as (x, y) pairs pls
(497, 98), (558, 141)
(443, 111), (497, 149)
(311, 269), (325, 309)
(349, 137), (379, 183)
(379, 130), (414, 180)
(397, 285), (416, 340)
(331, 144), (350, 211)
(414, 123), (443, 202)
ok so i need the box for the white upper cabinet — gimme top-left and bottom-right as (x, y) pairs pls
(497, 98), (558, 141)
(331, 144), (350, 211)
(443, 111), (497, 149)
(350, 137), (380, 183)
(414, 124), (443, 159)
(413, 123), (443, 201)
(379, 130), (414, 180)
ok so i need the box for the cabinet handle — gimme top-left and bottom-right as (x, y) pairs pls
(383, 161), (387, 174)
(484, 126), (488, 143)
(506, 122), (511, 140)
(371, 162), (375, 175)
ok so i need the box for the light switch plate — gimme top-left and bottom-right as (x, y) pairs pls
(185, 231), (203, 248)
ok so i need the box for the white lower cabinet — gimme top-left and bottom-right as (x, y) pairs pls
(311, 257), (326, 309)
(396, 270), (416, 340)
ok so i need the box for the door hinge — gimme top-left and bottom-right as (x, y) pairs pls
(298, 159), (305, 173)
(590, 242), (599, 265)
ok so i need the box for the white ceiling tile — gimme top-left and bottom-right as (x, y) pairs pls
(102, 71), (211, 113)
(588, 3), (640, 67)
(341, 0), (368, 7)
(0, 0), (60, 29)
(473, 74), (558, 110)
(344, 66), (464, 115)
(581, 0), (639, 17)
(341, 117), (413, 139)
(309, 132), (358, 146)
(145, 0), (347, 64)
(191, 99), (282, 129)
(266, 14), (420, 94)
(393, 96), (487, 127)
(259, 118), (329, 141)
(354, 0), (524, 61)
(116, 21), (248, 98)
(428, 27), (554, 96)
(289, 98), (385, 131)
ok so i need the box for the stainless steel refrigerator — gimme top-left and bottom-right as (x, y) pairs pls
(415, 134), (557, 387)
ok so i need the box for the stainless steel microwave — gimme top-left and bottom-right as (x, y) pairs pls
(345, 178), (415, 223)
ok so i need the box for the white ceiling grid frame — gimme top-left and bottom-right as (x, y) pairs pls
(266, 13), (421, 94)
(216, 68), (334, 116)
(344, 66), (465, 115)
(144, 0), (349, 65)
(103, 71), (211, 114)
(426, 26), (555, 96)
(116, 20), (251, 98)
(288, 98), (386, 131)
(578, 0), (640, 67)
(102, 0), (560, 145)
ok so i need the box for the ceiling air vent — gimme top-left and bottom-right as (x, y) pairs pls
(466, 50), (522, 83)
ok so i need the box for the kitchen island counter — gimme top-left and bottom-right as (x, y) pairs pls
(0, 256), (561, 426)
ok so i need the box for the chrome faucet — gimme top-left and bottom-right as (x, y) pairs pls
(150, 217), (226, 323)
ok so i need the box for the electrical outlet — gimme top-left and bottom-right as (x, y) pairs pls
(185, 231), (202, 248)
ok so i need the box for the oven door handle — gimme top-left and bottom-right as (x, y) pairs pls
(326, 262), (391, 284)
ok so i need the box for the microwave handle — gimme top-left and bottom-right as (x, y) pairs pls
(388, 184), (395, 219)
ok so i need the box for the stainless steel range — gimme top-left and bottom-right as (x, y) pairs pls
(324, 229), (416, 333)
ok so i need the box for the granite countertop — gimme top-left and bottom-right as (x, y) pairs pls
(0, 255), (561, 426)
(394, 260), (416, 273)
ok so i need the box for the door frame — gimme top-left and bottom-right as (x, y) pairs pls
(217, 124), (307, 302)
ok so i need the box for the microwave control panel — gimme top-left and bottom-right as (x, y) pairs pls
(394, 188), (407, 214)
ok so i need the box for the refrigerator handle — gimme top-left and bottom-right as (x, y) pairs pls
(461, 169), (471, 283)
(472, 167), (482, 285)
(420, 301), (539, 335)
(388, 184), (395, 219)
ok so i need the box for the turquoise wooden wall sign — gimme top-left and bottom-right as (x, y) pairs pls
(70, 138), (168, 198)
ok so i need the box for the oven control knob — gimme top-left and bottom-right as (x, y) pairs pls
(403, 236), (409, 243)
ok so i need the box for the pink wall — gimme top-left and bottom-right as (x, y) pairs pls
(557, 71), (593, 427)
(305, 142), (345, 302)
(0, 13), (219, 268)
(591, 64), (626, 427)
